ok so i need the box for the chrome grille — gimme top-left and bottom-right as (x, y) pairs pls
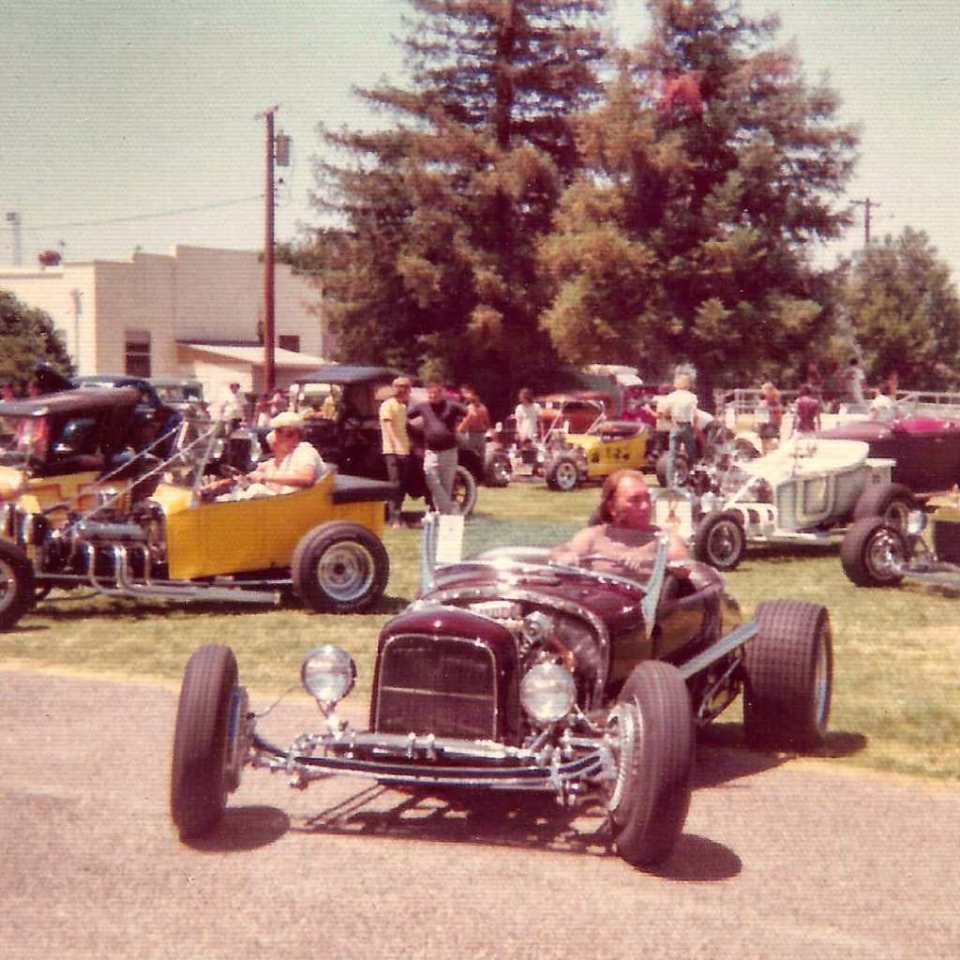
(374, 635), (497, 740)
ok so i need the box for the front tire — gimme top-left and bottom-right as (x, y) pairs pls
(840, 516), (907, 587)
(742, 601), (833, 750)
(170, 645), (238, 840)
(0, 540), (35, 632)
(693, 512), (746, 571)
(607, 662), (694, 867)
(292, 522), (389, 613)
(546, 455), (580, 492)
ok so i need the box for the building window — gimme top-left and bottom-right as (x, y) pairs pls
(278, 335), (300, 353)
(125, 329), (151, 377)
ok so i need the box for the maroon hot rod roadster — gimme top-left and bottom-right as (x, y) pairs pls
(170, 530), (833, 868)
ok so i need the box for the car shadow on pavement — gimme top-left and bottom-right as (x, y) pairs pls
(694, 723), (868, 791)
(184, 805), (291, 853)
(290, 784), (743, 880)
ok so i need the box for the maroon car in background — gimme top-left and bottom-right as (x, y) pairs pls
(817, 415), (960, 496)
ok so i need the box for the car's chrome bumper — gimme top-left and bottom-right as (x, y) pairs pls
(251, 727), (613, 792)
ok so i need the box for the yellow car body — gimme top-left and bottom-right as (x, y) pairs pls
(154, 471), (385, 581)
(562, 424), (650, 482)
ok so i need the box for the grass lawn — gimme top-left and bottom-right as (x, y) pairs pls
(3, 481), (959, 781)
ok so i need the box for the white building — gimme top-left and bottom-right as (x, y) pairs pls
(0, 245), (334, 400)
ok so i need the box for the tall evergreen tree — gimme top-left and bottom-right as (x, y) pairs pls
(538, 0), (858, 399)
(0, 290), (74, 389)
(840, 227), (960, 389)
(308, 0), (610, 404)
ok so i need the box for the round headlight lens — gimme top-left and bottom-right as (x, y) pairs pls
(520, 662), (577, 725)
(301, 645), (356, 705)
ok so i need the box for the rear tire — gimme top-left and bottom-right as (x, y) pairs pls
(170, 645), (238, 840)
(742, 601), (833, 750)
(655, 451), (689, 488)
(452, 465), (479, 517)
(292, 522), (389, 613)
(608, 662), (694, 867)
(852, 482), (914, 528)
(840, 516), (907, 587)
(0, 540), (35, 632)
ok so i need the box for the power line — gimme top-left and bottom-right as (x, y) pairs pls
(19, 195), (265, 232)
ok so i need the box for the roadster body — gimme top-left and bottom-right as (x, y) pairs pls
(170, 528), (834, 869)
(679, 438), (913, 571)
(0, 392), (393, 630)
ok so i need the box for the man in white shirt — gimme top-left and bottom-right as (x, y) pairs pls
(660, 373), (699, 487)
(217, 382), (246, 430)
(514, 388), (542, 444)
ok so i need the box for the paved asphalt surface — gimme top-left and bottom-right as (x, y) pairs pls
(3, 668), (959, 959)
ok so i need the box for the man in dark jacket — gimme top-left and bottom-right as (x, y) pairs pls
(407, 380), (466, 514)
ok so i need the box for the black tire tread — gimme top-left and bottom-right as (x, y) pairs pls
(852, 481), (914, 524)
(291, 521), (389, 614)
(170, 644), (237, 840)
(0, 540), (35, 632)
(840, 516), (905, 588)
(612, 662), (694, 867)
(693, 511), (746, 571)
(742, 600), (832, 750)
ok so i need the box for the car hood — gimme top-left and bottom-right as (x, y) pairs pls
(422, 559), (646, 631)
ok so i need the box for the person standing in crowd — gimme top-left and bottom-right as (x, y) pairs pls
(793, 382), (822, 435)
(514, 388), (542, 445)
(1, 382), (16, 402)
(660, 373), (698, 487)
(870, 380), (897, 419)
(217, 382), (245, 431)
(843, 357), (866, 407)
(456, 384), (491, 460)
(756, 381), (783, 453)
(379, 376), (412, 528)
(407, 380), (467, 514)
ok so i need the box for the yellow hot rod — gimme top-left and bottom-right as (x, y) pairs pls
(0, 387), (392, 631)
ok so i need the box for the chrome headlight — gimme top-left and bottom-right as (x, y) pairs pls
(520, 662), (577, 725)
(907, 510), (928, 536)
(301, 645), (356, 706)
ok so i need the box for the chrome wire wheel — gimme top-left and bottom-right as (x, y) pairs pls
(864, 526), (906, 580)
(314, 541), (376, 604)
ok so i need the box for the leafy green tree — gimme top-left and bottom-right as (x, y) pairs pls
(0, 290), (74, 390)
(840, 227), (960, 389)
(306, 0), (611, 407)
(538, 0), (858, 400)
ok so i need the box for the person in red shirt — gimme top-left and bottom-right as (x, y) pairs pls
(793, 383), (822, 435)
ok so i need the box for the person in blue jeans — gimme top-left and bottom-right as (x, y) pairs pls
(407, 380), (467, 514)
(661, 373), (699, 487)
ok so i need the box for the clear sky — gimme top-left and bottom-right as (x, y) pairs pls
(2, 0), (959, 279)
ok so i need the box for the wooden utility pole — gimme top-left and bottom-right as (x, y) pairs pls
(260, 105), (279, 394)
(851, 197), (881, 246)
